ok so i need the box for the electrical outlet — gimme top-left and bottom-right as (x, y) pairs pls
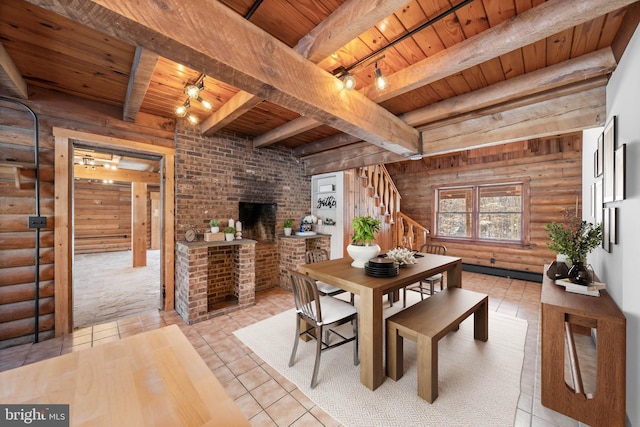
(28, 216), (47, 229)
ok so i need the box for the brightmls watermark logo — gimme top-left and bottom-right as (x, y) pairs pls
(1, 405), (69, 426)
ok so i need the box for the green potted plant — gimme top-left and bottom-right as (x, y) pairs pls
(223, 226), (236, 241)
(545, 211), (602, 284)
(209, 219), (220, 233)
(283, 219), (293, 236)
(347, 215), (381, 268)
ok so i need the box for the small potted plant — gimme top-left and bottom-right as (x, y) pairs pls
(209, 219), (220, 233)
(223, 226), (236, 241)
(283, 219), (293, 236)
(347, 215), (381, 268)
(545, 209), (602, 284)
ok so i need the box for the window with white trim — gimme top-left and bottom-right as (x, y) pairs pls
(435, 182), (524, 243)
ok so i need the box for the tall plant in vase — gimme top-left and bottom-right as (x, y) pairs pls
(545, 208), (602, 285)
(346, 215), (381, 268)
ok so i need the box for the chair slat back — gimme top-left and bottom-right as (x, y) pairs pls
(419, 244), (447, 256)
(289, 271), (322, 323)
(305, 249), (329, 264)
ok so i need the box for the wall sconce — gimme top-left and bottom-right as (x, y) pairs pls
(175, 74), (212, 124)
(374, 62), (388, 91)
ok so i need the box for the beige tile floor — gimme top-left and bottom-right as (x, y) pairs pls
(0, 272), (587, 426)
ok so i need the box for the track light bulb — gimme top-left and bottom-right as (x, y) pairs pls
(185, 84), (200, 99)
(198, 97), (213, 111)
(342, 74), (356, 90)
(175, 103), (188, 117)
(187, 114), (199, 125)
(374, 64), (388, 91)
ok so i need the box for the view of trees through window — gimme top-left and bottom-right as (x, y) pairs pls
(436, 183), (523, 243)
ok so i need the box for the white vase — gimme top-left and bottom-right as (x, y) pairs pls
(346, 243), (380, 268)
(284, 227), (292, 236)
(210, 226), (219, 233)
(225, 233), (234, 241)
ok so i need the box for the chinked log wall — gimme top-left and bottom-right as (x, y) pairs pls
(0, 88), (174, 349)
(386, 132), (583, 276)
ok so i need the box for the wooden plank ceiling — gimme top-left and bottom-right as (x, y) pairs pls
(1, 0), (638, 174)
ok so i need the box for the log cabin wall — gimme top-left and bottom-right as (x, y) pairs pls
(74, 181), (131, 254)
(174, 127), (309, 292)
(385, 132), (583, 277)
(73, 181), (160, 254)
(0, 89), (174, 349)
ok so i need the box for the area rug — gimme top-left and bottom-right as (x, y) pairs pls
(234, 293), (528, 427)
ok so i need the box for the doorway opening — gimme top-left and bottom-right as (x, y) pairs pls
(53, 127), (176, 336)
(72, 145), (162, 328)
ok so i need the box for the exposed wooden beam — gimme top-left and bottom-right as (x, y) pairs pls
(294, 133), (360, 157)
(363, 0), (637, 102)
(0, 42), (28, 99)
(304, 83), (606, 174)
(295, 0), (411, 64)
(401, 48), (616, 126)
(123, 47), (159, 122)
(73, 164), (160, 183)
(29, 0), (418, 154)
(300, 50), (616, 157)
(253, 116), (321, 148)
(611, 1), (640, 63)
(201, 91), (263, 136)
(419, 86), (605, 157)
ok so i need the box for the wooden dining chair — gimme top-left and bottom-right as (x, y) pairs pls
(305, 249), (354, 304)
(403, 244), (447, 307)
(288, 270), (359, 388)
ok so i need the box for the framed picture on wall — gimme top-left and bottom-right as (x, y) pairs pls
(611, 207), (618, 245)
(595, 132), (604, 177)
(614, 144), (626, 201)
(603, 116), (616, 203)
(602, 207), (611, 252)
(594, 179), (603, 224)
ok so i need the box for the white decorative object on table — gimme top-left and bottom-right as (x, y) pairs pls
(386, 247), (417, 266)
(303, 214), (317, 232)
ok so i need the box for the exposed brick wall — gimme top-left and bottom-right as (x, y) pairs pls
(175, 128), (311, 290)
(278, 235), (331, 290)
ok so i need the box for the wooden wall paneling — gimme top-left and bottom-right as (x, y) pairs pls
(54, 135), (73, 336)
(74, 182), (132, 254)
(386, 133), (583, 274)
(150, 191), (160, 250)
(162, 154), (175, 311)
(131, 181), (147, 267)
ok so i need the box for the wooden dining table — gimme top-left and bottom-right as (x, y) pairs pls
(0, 324), (250, 426)
(298, 253), (462, 391)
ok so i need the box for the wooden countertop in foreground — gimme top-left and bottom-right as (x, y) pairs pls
(0, 324), (250, 427)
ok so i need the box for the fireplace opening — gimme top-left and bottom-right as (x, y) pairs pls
(239, 202), (277, 242)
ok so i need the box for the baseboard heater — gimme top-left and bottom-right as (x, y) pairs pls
(462, 264), (543, 283)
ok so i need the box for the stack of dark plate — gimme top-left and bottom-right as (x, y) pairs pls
(365, 257), (399, 277)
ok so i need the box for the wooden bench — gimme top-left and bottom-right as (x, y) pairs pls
(385, 287), (489, 403)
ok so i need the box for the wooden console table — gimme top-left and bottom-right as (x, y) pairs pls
(541, 266), (626, 426)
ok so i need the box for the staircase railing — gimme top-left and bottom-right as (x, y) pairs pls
(395, 212), (430, 250)
(354, 165), (430, 251)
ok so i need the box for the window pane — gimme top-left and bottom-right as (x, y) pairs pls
(437, 188), (472, 238)
(479, 185), (521, 212)
(479, 184), (522, 241)
(438, 213), (471, 237)
(479, 213), (522, 240)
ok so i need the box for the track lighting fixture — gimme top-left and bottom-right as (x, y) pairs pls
(175, 74), (212, 124)
(374, 62), (388, 91)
